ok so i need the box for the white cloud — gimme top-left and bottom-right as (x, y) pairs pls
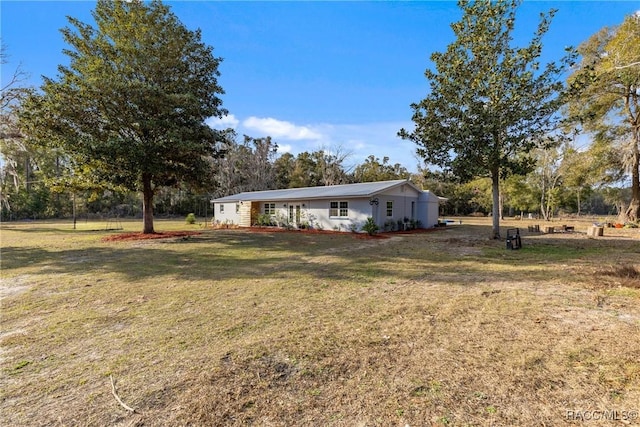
(243, 116), (323, 140)
(231, 114), (421, 171)
(286, 121), (420, 171)
(206, 114), (239, 130)
(278, 144), (293, 153)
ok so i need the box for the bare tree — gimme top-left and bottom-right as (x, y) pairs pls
(0, 45), (32, 211)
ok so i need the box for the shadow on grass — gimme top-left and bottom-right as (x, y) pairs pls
(0, 227), (111, 234)
(2, 224), (637, 285)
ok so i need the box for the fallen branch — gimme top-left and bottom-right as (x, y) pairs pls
(110, 375), (136, 413)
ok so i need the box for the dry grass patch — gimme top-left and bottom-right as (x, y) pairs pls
(596, 265), (640, 289)
(1, 218), (639, 426)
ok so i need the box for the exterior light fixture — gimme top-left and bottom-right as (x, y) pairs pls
(369, 198), (379, 206)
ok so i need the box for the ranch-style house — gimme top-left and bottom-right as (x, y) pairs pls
(211, 179), (444, 232)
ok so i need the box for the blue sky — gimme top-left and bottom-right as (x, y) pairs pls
(2, 1), (639, 172)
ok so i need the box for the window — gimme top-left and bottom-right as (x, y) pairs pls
(236, 203), (240, 214)
(386, 201), (393, 217)
(264, 202), (276, 215)
(329, 201), (348, 217)
(219, 204), (224, 214)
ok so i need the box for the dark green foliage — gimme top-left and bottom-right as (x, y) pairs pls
(566, 13), (640, 222)
(384, 219), (396, 232)
(399, 0), (574, 237)
(255, 214), (275, 227)
(19, 0), (226, 233)
(353, 155), (410, 183)
(361, 217), (379, 236)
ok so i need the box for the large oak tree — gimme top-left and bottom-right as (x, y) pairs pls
(567, 12), (640, 222)
(399, 0), (573, 238)
(19, 0), (226, 233)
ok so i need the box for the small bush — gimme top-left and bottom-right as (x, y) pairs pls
(384, 219), (396, 231)
(274, 213), (290, 229)
(185, 213), (196, 224)
(256, 214), (275, 227)
(362, 217), (379, 236)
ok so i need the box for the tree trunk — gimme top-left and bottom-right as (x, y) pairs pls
(625, 198), (639, 223)
(624, 131), (639, 223)
(142, 173), (155, 234)
(545, 189), (553, 221)
(540, 172), (548, 221)
(491, 168), (500, 239)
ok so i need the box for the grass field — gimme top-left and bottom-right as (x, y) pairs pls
(1, 217), (639, 426)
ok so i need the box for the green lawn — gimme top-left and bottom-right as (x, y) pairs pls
(1, 218), (639, 426)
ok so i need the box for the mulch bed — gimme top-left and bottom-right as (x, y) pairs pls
(102, 226), (442, 242)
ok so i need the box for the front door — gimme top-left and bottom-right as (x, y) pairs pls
(289, 204), (301, 226)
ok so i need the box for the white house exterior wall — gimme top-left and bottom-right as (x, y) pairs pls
(375, 195), (414, 222)
(383, 183), (421, 198)
(282, 198), (372, 231)
(211, 182), (441, 231)
(214, 202), (240, 225)
(418, 191), (441, 228)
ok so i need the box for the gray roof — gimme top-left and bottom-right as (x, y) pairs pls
(212, 180), (419, 203)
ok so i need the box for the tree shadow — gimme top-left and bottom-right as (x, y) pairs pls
(2, 225), (636, 287)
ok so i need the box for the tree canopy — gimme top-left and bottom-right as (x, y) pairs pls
(567, 12), (640, 222)
(399, 0), (573, 237)
(353, 155), (410, 183)
(19, 0), (226, 233)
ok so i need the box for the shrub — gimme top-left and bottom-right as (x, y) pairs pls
(362, 217), (379, 236)
(274, 212), (289, 228)
(256, 214), (274, 227)
(384, 219), (396, 231)
(185, 213), (196, 224)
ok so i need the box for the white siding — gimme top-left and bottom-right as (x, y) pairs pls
(303, 198), (372, 231)
(213, 202), (241, 225)
(213, 184), (440, 231)
(418, 191), (440, 228)
(372, 186), (423, 228)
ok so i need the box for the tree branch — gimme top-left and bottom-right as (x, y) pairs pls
(613, 61), (640, 70)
